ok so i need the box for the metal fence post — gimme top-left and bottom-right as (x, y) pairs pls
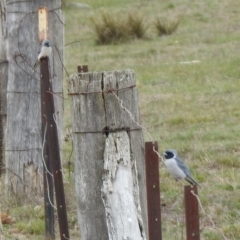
(40, 57), (69, 240)
(78, 65), (88, 73)
(145, 141), (162, 240)
(184, 185), (200, 240)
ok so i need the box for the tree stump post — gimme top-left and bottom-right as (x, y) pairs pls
(69, 69), (148, 240)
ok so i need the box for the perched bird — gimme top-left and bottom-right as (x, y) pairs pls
(163, 149), (200, 187)
(33, 39), (52, 70)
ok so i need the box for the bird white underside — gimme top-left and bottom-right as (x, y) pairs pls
(38, 46), (52, 60)
(164, 158), (186, 180)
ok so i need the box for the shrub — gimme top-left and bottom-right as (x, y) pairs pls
(91, 12), (130, 44)
(154, 16), (181, 36)
(127, 13), (148, 39)
(91, 11), (147, 44)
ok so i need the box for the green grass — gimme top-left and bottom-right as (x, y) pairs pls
(16, 219), (44, 235)
(2, 0), (240, 239)
(64, 1), (240, 239)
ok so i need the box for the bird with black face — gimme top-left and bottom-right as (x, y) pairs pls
(163, 149), (201, 187)
(33, 39), (52, 70)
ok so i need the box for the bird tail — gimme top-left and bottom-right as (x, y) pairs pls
(33, 59), (39, 70)
(185, 175), (201, 188)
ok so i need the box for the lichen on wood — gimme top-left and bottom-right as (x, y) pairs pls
(69, 69), (148, 239)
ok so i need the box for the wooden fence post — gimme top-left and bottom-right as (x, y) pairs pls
(69, 69), (148, 240)
(5, 0), (63, 195)
(0, 0), (7, 176)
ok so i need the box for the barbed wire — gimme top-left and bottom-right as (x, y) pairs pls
(1, 2), (232, 240)
(6, 1), (32, 6)
(110, 89), (229, 238)
(53, 112), (72, 182)
(191, 190), (228, 240)
(68, 84), (136, 96)
(45, 174), (57, 210)
(1, 3), (79, 239)
(111, 91), (164, 163)
(65, 40), (81, 47)
(41, 121), (53, 178)
(2, 167), (29, 187)
(71, 83), (227, 239)
(5, 5), (66, 82)
(63, 234), (70, 240)
(3, 1), (70, 182)
(54, 44), (69, 77)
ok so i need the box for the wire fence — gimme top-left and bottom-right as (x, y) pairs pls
(1, 65), (228, 239)
(67, 71), (228, 240)
(0, 2), (230, 239)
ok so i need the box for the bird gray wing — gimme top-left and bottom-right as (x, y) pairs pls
(175, 156), (192, 176)
(185, 175), (200, 186)
(176, 156), (200, 187)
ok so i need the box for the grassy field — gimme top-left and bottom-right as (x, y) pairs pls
(2, 0), (240, 239)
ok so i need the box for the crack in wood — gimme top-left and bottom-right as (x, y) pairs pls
(101, 72), (107, 130)
(101, 131), (146, 240)
(69, 69), (148, 239)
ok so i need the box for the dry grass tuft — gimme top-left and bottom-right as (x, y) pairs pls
(91, 12), (130, 44)
(91, 11), (148, 44)
(127, 12), (148, 39)
(154, 16), (181, 36)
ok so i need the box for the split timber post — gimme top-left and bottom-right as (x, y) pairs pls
(69, 69), (149, 240)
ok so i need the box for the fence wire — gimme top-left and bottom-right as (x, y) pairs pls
(0, 2), (229, 239)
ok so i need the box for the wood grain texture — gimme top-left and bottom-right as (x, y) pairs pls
(0, 0), (7, 174)
(5, 0), (63, 194)
(0, 0), (7, 117)
(69, 69), (148, 240)
(102, 131), (146, 240)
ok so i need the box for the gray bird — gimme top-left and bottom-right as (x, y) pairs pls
(33, 39), (52, 70)
(163, 149), (200, 187)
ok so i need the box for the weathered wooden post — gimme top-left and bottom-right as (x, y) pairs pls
(5, 0), (63, 195)
(69, 69), (148, 240)
(0, 0), (7, 175)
